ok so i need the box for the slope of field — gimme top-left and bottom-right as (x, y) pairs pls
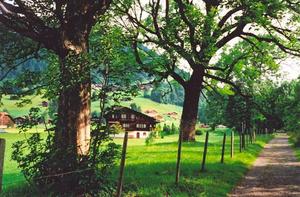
(0, 95), (47, 118)
(2, 96), (182, 124)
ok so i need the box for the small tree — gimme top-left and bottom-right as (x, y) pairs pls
(171, 123), (178, 134)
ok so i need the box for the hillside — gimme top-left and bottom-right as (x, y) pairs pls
(1, 95), (182, 126)
(93, 96), (183, 126)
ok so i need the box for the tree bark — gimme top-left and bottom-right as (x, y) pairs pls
(180, 71), (203, 141)
(56, 74), (91, 155)
(55, 28), (91, 156)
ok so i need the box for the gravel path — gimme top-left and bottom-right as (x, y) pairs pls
(229, 134), (300, 197)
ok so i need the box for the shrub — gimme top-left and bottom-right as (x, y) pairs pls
(171, 123), (178, 134)
(290, 132), (300, 147)
(145, 132), (156, 145)
(130, 103), (141, 112)
(163, 123), (171, 135)
(12, 108), (120, 196)
(195, 129), (204, 136)
(9, 95), (20, 100)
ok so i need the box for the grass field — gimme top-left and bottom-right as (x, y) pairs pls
(0, 95), (47, 118)
(1, 95), (274, 196)
(0, 130), (273, 196)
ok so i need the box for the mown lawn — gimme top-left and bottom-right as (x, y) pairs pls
(0, 130), (273, 196)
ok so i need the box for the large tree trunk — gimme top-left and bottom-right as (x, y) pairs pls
(55, 29), (91, 156)
(180, 71), (203, 141)
(56, 73), (91, 156)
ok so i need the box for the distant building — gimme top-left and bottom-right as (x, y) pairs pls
(0, 112), (15, 128)
(14, 117), (26, 125)
(105, 106), (159, 139)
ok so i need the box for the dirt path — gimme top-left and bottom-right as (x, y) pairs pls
(229, 134), (300, 197)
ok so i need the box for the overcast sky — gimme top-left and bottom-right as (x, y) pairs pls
(280, 57), (300, 81)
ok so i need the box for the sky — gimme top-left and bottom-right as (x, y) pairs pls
(280, 57), (300, 81)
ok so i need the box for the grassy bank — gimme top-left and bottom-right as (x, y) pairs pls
(0, 130), (273, 196)
(288, 132), (300, 161)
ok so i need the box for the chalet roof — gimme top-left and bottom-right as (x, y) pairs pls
(107, 106), (160, 123)
(0, 112), (15, 124)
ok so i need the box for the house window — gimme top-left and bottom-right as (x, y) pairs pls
(121, 114), (127, 119)
(111, 114), (115, 119)
(131, 114), (135, 120)
(143, 132), (147, 136)
(122, 123), (130, 128)
(136, 124), (147, 129)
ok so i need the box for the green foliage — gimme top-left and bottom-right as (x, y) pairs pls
(145, 132), (156, 146)
(130, 103), (141, 112)
(145, 80), (184, 106)
(171, 123), (178, 134)
(195, 129), (204, 136)
(11, 108), (120, 196)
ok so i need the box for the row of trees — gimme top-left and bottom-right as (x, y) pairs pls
(204, 78), (300, 141)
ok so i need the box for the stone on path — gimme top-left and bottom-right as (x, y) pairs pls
(230, 134), (300, 197)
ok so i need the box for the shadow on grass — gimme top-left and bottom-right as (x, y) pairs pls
(1, 176), (41, 197)
(120, 159), (252, 197)
(1, 135), (271, 196)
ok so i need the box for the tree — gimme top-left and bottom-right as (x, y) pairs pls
(116, 0), (300, 141)
(0, 1), (112, 155)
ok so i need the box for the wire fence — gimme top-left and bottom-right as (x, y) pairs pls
(2, 167), (93, 188)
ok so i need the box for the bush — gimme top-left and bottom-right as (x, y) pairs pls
(130, 103), (141, 112)
(12, 108), (120, 196)
(145, 132), (156, 145)
(195, 129), (204, 136)
(163, 123), (171, 135)
(9, 95), (20, 100)
(171, 123), (178, 134)
(290, 132), (300, 147)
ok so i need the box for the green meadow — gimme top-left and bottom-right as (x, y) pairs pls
(0, 130), (273, 196)
(0, 95), (274, 196)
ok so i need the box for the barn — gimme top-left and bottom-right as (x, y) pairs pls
(105, 106), (159, 139)
(0, 112), (15, 128)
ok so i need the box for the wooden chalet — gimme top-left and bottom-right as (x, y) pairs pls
(0, 112), (15, 128)
(105, 106), (159, 139)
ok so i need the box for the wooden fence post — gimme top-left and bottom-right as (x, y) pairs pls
(0, 139), (5, 193)
(221, 133), (226, 163)
(239, 133), (242, 153)
(242, 132), (245, 150)
(175, 128), (183, 184)
(116, 132), (129, 197)
(231, 131), (234, 158)
(201, 131), (209, 172)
